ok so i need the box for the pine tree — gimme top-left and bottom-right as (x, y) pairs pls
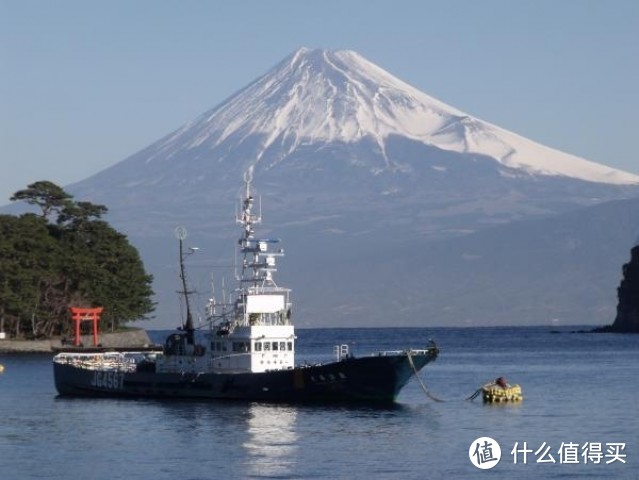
(0, 181), (155, 338)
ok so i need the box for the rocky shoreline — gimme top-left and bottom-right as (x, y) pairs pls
(593, 244), (639, 334)
(0, 329), (154, 354)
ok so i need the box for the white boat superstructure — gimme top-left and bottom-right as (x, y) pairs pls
(205, 170), (295, 373)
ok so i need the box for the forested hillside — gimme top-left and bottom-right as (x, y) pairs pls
(0, 181), (154, 338)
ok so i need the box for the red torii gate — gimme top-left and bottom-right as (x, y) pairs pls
(70, 307), (103, 347)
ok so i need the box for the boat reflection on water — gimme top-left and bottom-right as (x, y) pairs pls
(243, 403), (298, 477)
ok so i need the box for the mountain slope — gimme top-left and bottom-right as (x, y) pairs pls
(300, 197), (639, 327)
(55, 47), (639, 328)
(68, 47), (639, 241)
(133, 47), (639, 185)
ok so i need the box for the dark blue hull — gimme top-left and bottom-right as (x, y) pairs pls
(54, 351), (437, 404)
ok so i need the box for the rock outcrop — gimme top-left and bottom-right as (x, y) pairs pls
(596, 245), (639, 333)
(0, 328), (153, 353)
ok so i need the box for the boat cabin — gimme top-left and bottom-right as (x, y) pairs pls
(211, 325), (295, 373)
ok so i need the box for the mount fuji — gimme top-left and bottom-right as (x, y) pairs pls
(147, 47), (637, 185)
(62, 47), (639, 328)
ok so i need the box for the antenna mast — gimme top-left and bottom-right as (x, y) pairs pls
(175, 226), (195, 345)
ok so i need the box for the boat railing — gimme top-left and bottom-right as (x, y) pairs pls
(374, 348), (435, 357)
(209, 352), (252, 361)
(53, 352), (138, 372)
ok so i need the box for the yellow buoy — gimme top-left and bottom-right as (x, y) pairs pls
(481, 377), (523, 403)
(0, 364), (4, 373)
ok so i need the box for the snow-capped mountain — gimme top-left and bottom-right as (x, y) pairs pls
(61, 47), (639, 328)
(141, 47), (638, 185)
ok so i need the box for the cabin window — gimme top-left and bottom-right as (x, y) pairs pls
(264, 342), (271, 351)
(272, 342), (279, 351)
(287, 341), (293, 351)
(233, 342), (250, 353)
(279, 341), (286, 351)
(255, 342), (262, 352)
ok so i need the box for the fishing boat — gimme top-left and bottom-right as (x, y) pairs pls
(53, 172), (438, 403)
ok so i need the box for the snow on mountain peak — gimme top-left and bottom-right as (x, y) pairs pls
(154, 47), (639, 185)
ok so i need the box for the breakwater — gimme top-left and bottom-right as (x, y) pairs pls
(0, 329), (153, 353)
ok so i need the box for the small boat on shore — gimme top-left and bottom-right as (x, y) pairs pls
(53, 172), (438, 403)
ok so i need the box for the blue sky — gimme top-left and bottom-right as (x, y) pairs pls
(1, 0), (638, 203)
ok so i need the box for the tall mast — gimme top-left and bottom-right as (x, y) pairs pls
(237, 168), (264, 290)
(233, 168), (290, 328)
(175, 226), (195, 345)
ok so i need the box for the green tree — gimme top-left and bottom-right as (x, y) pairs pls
(10, 180), (73, 219)
(57, 200), (108, 227)
(0, 181), (155, 338)
(59, 219), (155, 331)
(0, 214), (59, 337)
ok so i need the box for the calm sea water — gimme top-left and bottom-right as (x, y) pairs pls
(0, 326), (637, 479)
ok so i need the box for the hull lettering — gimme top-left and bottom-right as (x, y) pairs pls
(90, 370), (125, 390)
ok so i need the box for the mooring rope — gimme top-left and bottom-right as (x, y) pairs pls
(406, 351), (498, 403)
(406, 350), (445, 403)
(466, 388), (483, 401)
